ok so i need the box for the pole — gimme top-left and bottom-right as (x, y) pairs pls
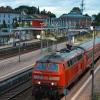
(91, 29), (95, 100)
(40, 23), (43, 53)
(55, 23), (58, 51)
(18, 30), (21, 62)
(18, 13), (22, 62)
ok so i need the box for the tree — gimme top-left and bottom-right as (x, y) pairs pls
(92, 13), (100, 26)
(15, 5), (56, 18)
(70, 7), (82, 14)
(84, 14), (90, 17)
(47, 11), (56, 18)
(12, 18), (19, 28)
(37, 6), (40, 14)
(41, 9), (56, 18)
(41, 9), (46, 15)
(15, 5), (38, 14)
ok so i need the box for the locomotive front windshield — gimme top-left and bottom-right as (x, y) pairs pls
(35, 63), (58, 71)
(48, 63), (58, 71)
(36, 63), (46, 70)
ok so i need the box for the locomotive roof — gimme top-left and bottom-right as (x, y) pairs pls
(38, 36), (100, 63)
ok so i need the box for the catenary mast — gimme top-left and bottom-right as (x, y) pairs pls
(81, 0), (85, 14)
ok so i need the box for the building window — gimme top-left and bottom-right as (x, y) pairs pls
(8, 14), (10, 18)
(8, 20), (10, 23)
(4, 14), (5, 18)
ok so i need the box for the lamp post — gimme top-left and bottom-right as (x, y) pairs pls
(18, 13), (22, 62)
(18, 29), (21, 62)
(90, 26), (95, 100)
(40, 23), (45, 53)
(55, 22), (59, 51)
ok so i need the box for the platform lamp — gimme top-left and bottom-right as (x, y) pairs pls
(18, 27), (21, 63)
(90, 26), (95, 100)
(36, 34), (42, 53)
(18, 14), (22, 63)
(40, 22), (45, 53)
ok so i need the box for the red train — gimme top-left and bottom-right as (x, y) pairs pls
(32, 37), (100, 100)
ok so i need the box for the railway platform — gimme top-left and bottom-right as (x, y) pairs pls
(71, 64), (100, 100)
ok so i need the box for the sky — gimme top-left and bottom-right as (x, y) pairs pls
(0, 0), (100, 17)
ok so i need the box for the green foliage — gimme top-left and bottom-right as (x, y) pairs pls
(14, 5), (56, 18)
(12, 18), (19, 28)
(15, 5), (38, 14)
(41, 9), (56, 18)
(71, 7), (82, 14)
(92, 13), (100, 26)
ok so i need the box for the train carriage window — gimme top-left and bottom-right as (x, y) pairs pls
(73, 57), (78, 64)
(71, 58), (74, 65)
(95, 47), (99, 53)
(48, 63), (58, 71)
(67, 57), (78, 67)
(67, 60), (73, 67)
(87, 51), (93, 59)
(36, 63), (46, 70)
(70, 59), (73, 65)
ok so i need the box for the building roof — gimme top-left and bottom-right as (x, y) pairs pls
(0, 6), (20, 14)
(60, 11), (91, 19)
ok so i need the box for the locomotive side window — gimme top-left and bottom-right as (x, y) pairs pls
(87, 51), (93, 59)
(77, 54), (82, 60)
(36, 63), (46, 70)
(48, 63), (58, 71)
(67, 60), (73, 67)
(67, 61), (70, 67)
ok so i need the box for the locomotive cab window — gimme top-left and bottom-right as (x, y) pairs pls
(35, 63), (46, 70)
(48, 63), (58, 71)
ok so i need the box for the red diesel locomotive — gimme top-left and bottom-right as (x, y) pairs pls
(32, 37), (100, 100)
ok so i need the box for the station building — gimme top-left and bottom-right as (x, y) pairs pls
(59, 11), (91, 29)
(0, 6), (20, 28)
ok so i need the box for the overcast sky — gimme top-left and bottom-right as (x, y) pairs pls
(0, 0), (100, 17)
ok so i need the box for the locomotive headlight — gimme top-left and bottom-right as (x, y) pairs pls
(37, 81), (41, 85)
(51, 82), (55, 86)
(49, 76), (60, 81)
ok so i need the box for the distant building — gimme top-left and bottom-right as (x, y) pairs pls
(58, 11), (91, 29)
(0, 6), (20, 28)
(12, 11), (92, 41)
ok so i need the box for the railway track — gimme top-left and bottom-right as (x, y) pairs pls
(0, 80), (32, 100)
(0, 37), (66, 60)
(1, 57), (99, 100)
